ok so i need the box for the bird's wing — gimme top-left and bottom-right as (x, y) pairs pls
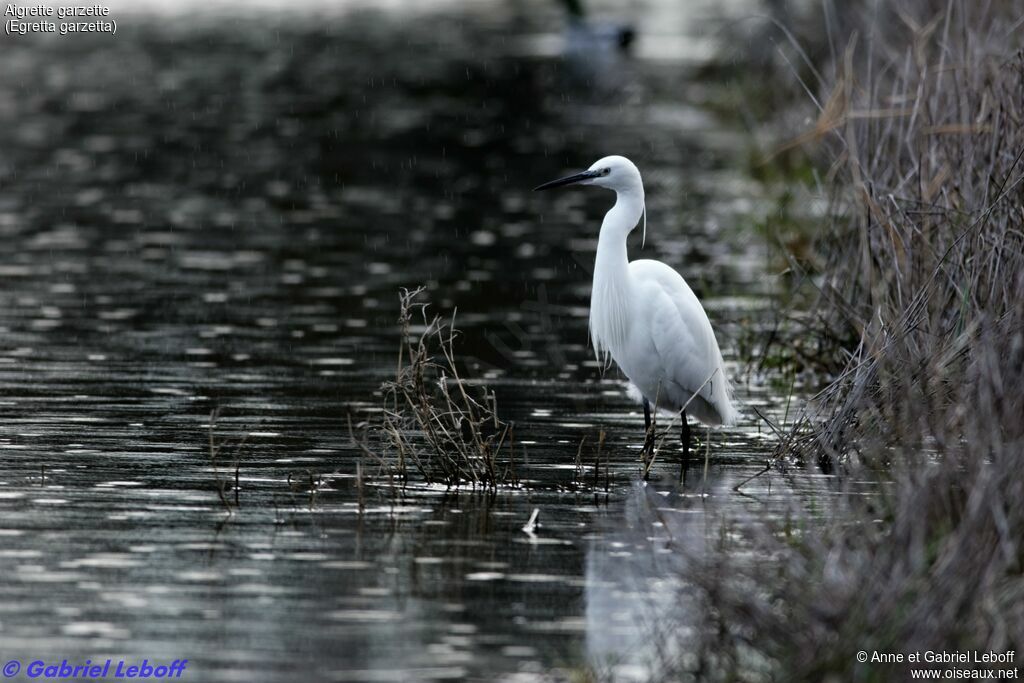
(630, 260), (720, 405)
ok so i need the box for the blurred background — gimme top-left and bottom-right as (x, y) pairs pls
(0, 1), (808, 681)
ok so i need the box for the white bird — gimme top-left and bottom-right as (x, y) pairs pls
(535, 155), (737, 468)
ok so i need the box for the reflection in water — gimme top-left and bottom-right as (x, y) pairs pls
(586, 481), (695, 680)
(583, 466), (836, 680)
(0, 0), (830, 680)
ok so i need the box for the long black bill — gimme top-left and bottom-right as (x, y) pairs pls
(533, 169), (601, 191)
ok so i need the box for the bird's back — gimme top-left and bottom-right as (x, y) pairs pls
(624, 259), (737, 426)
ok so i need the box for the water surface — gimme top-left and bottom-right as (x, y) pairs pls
(0, 2), (836, 680)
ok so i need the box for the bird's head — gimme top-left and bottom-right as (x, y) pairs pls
(534, 155), (647, 244)
(533, 155), (642, 194)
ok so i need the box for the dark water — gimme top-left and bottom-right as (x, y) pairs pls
(0, 2), (839, 680)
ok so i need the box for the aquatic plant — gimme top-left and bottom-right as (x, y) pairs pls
(206, 407), (249, 514)
(354, 287), (520, 490)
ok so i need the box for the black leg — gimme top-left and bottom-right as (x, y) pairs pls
(680, 411), (691, 482)
(641, 398), (655, 461)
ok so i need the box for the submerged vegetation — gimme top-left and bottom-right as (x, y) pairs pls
(682, 1), (1024, 679)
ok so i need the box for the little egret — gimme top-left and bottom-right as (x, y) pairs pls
(535, 155), (737, 469)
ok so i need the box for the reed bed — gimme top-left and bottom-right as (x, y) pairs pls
(676, 1), (1024, 680)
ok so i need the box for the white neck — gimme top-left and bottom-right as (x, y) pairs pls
(589, 187), (644, 362)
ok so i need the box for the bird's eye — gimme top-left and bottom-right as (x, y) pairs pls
(601, 168), (611, 176)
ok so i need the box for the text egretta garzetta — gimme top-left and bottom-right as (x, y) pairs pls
(535, 155), (737, 471)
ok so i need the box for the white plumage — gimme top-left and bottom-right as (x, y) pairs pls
(536, 155), (737, 432)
